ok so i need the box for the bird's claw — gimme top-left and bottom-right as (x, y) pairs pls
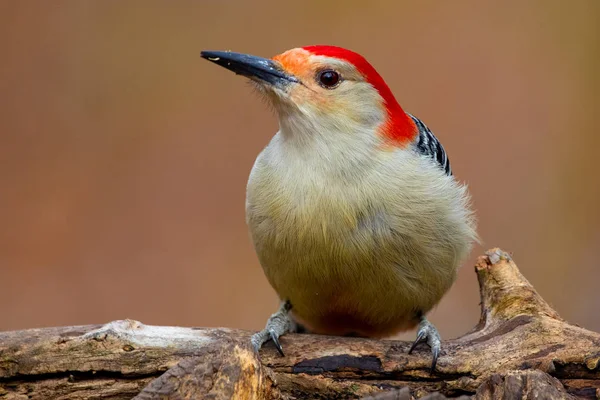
(269, 328), (285, 356)
(408, 317), (441, 372)
(250, 301), (293, 356)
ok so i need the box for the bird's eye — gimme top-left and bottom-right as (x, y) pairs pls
(317, 70), (340, 88)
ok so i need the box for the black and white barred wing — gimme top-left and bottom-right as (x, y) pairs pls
(408, 114), (452, 176)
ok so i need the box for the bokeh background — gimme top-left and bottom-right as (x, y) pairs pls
(1, 1), (599, 341)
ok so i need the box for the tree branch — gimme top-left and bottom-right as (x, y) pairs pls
(1, 249), (598, 399)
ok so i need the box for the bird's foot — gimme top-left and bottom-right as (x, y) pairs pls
(251, 300), (294, 356)
(408, 316), (441, 372)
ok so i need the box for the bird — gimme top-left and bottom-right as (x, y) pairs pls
(201, 45), (477, 371)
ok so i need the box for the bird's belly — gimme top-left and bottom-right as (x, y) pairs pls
(284, 254), (424, 337)
(248, 200), (452, 337)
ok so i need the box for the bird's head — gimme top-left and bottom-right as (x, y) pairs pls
(201, 46), (416, 147)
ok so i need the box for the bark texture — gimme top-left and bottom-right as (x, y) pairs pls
(1, 249), (599, 399)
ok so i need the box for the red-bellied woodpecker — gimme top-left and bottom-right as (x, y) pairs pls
(201, 45), (477, 370)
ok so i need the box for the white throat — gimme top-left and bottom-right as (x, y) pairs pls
(271, 106), (387, 179)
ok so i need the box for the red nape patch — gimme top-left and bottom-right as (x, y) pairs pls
(303, 45), (417, 145)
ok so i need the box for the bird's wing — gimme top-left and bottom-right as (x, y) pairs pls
(408, 114), (452, 176)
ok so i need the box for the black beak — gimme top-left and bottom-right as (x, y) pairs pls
(201, 50), (298, 87)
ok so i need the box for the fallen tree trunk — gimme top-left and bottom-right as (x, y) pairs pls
(1, 249), (599, 399)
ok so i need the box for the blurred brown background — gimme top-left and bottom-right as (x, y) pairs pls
(1, 1), (599, 341)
